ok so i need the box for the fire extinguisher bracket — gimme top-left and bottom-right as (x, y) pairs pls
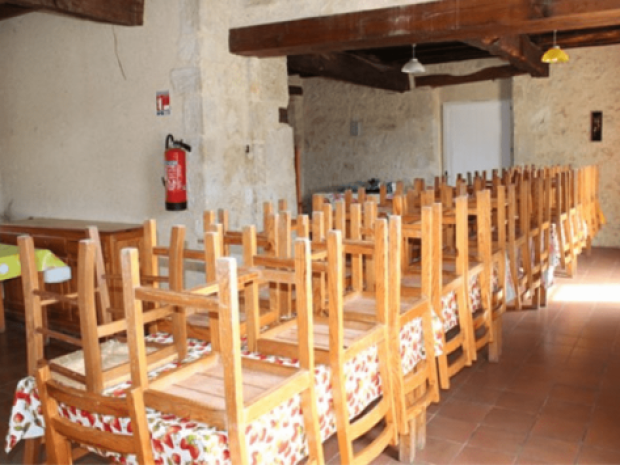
(164, 134), (191, 211)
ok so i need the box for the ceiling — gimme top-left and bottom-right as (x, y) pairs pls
(3, 1), (620, 92)
(229, 2), (620, 92)
(337, 26), (620, 67)
(286, 26), (620, 91)
(0, 0), (144, 26)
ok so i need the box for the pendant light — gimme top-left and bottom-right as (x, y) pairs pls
(541, 30), (569, 64)
(401, 44), (426, 74)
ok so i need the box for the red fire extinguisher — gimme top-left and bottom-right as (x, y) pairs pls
(163, 134), (191, 211)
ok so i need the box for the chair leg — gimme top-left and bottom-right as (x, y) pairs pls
(398, 420), (417, 464)
(437, 354), (450, 390)
(457, 287), (474, 365)
(0, 283), (5, 333)
(416, 409), (427, 450)
(488, 318), (502, 363)
(299, 384), (325, 465)
(508, 249), (522, 310)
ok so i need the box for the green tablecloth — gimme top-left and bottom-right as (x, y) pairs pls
(0, 243), (70, 283)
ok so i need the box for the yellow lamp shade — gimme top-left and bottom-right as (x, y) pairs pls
(541, 45), (570, 64)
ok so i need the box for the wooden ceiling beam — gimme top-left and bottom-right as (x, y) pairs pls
(7, 0), (144, 25)
(414, 65), (526, 88)
(0, 4), (34, 20)
(230, 0), (620, 57)
(535, 28), (620, 48)
(288, 53), (411, 93)
(465, 35), (549, 77)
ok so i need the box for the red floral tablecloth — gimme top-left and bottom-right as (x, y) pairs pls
(5, 328), (402, 465)
(6, 258), (523, 464)
(514, 224), (560, 291)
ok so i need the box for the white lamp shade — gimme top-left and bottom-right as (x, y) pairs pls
(401, 58), (426, 74)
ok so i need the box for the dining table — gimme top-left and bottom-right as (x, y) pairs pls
(4, 235), (559, 464)
(6, 333), (386, 464)
(4, 284), (498, 464)
(0, 243), (71, 333)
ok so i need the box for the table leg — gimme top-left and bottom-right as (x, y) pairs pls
(0, 282), (5, 333)
(23, 437), (43, 464)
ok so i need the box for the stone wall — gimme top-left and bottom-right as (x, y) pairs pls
(300, 58), (508, 203)
(300, 46), (619, 247)
(301, 78), (438, 202)
(513, 45), (620, 247)
(0, 0), (296, 249)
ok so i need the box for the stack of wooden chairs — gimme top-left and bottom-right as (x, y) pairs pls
(22, 162), (603, 465)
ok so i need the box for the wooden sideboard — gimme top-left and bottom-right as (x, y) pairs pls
(0, 218), (143, 333)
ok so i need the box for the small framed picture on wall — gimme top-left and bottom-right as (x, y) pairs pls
(591, 111), (602, 142)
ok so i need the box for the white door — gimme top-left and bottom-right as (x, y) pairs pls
(442, 100), (512, 185)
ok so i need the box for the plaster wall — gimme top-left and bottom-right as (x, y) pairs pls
(513, 45), (620, 247)
(0, 173), (4, 220)
(0, 5), (183, 226)
(300, 58), (508, 202)
(0, 0), (296, 249)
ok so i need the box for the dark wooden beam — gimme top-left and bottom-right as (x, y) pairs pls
(230, 0), (620, 57)
(414, 65), (526, 88)
(288, 85), (303, 96)
(8, 0), (144, 25)
(465, 35), (549, 77)
(279, 107), (289, 124)
(535, 28), (620, 48)
(0, 4), (34, 20)
(288, 53), (410, 93)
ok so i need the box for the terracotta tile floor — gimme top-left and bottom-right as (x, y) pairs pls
(2, 248), (620, 464)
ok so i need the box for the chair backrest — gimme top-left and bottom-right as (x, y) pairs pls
(20, 230), (188, 392)
(328, 218), (389, 352)
(204, 208), (278, 258)
(122, 234), (316, 419)
(20, 237), (103, 386)
(473, 189), (493, 273)
(491, 185), (507, 252)
(507, 183), (519, 244)
(397, 205), (436, 302)
(36, 362), (154, 465)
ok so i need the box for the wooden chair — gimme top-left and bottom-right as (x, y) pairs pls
(122, 237), (324, 465)
(36, 363), (154, 465)
(586, 164), (604, 243)
(181, 211), (283, 346)
(396, 190), (473, 389)
(506, 179), (535, 309)
(552, 171), (578, 278)
(246, 221), (397, 465)
(464, 189), (495, 359)
(332, 200), (438, 461)
(565, 169), (585, 258)
(19, 235), (187, 393)
(204, 208), (288, 320)
(488, 184), (508, 361)
(528, 174), (552, 308)
(424, 192), (474, 388)
(19, 232), (185, 465)
(389, 212), (439, 462)
(578, 166), (594, 255)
